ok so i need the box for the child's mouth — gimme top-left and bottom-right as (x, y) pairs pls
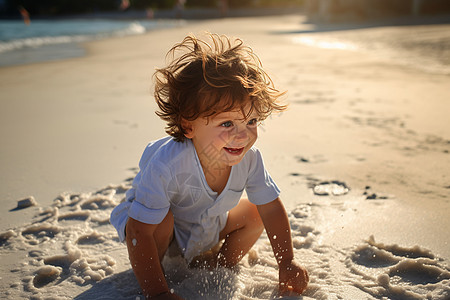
(224, 147), (244, 156)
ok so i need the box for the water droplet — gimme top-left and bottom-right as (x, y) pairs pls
(273, 235), (277, 240)
(132, 238), (137, 246)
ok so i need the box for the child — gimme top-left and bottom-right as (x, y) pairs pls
(110, 33), (309, 299)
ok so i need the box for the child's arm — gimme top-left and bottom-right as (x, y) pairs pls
(126, 217), (183, 300)
(257, 198), (309, 295)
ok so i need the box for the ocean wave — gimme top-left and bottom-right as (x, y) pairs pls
(115, 21), (146, 36)
(0, 21), (155, 54)
(0, 35), (88, 53)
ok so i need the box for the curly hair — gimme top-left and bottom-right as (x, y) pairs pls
(154, 33), (286, 142)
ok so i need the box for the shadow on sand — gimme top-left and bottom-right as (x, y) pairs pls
(74, 269), (141, 300)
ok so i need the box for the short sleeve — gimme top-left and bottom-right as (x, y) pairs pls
(245, 149), (281, 205)
(128, 161), (171, 224)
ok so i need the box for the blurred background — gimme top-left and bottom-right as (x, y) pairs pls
(1, 0), (450, 67)
(1, 0), (301, 18)
(1, 0), (450, 19)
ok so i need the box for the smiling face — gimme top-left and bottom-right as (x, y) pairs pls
(183, 105), (259, 172)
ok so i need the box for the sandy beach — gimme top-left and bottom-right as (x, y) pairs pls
(1, 14), (449, 299)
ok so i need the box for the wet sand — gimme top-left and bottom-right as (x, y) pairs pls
(1, 14), (449, 299)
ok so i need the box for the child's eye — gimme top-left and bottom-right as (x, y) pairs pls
(247, 118), (258, 126)
(221, 121), (233, 128)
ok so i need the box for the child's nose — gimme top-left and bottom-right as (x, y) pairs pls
(234, 126), (248, 141)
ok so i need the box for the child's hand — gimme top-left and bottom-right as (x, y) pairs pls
(278, 260), (309, 295)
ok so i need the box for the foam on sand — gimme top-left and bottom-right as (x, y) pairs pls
(1, 177), (448, 299)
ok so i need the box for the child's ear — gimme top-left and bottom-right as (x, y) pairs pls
(181, 118), (194, 139)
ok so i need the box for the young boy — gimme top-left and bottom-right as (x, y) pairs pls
(110, 33), (308, 299)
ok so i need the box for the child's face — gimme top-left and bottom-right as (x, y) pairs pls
(185, 105), (258, 170)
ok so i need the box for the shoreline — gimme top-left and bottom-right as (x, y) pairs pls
(1, 11), (448, 68)
(0, 7), (303, 68)
(0, 42), (86, 67)
(0, 18), (191, 68)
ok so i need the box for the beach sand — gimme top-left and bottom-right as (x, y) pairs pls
(1, 14), (449, 299)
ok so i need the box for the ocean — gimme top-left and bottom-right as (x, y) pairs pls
(2, 16), (449, 75)
(0, 18), (184, 67)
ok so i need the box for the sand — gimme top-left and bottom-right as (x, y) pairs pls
(1, 14), (449, 299)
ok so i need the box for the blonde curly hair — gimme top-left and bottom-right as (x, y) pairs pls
(154, 33), (286, 142)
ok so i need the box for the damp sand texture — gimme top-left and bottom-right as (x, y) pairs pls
(1, 179), (449, 299)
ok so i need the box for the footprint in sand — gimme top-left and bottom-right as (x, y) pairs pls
(312, 180), (350, 196)
(80, 195), (119, 210)
(32, 266), (61, 288)
(346, 236), (450, 299)
(58, 211), (91, 222)
(289, 204), (318, 250)
(389, 259), (449, 285)
(1, 183), (128, 296)
(0, 230), (16, 246)
(363, 186), (390, 200)
(294, 154), (327, 164)
(76, 231), (107, 245)
(21, 224), (62, 245)
(351, 244), (400, 268)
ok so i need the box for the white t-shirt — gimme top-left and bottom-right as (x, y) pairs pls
(110, 136), (280, 261)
